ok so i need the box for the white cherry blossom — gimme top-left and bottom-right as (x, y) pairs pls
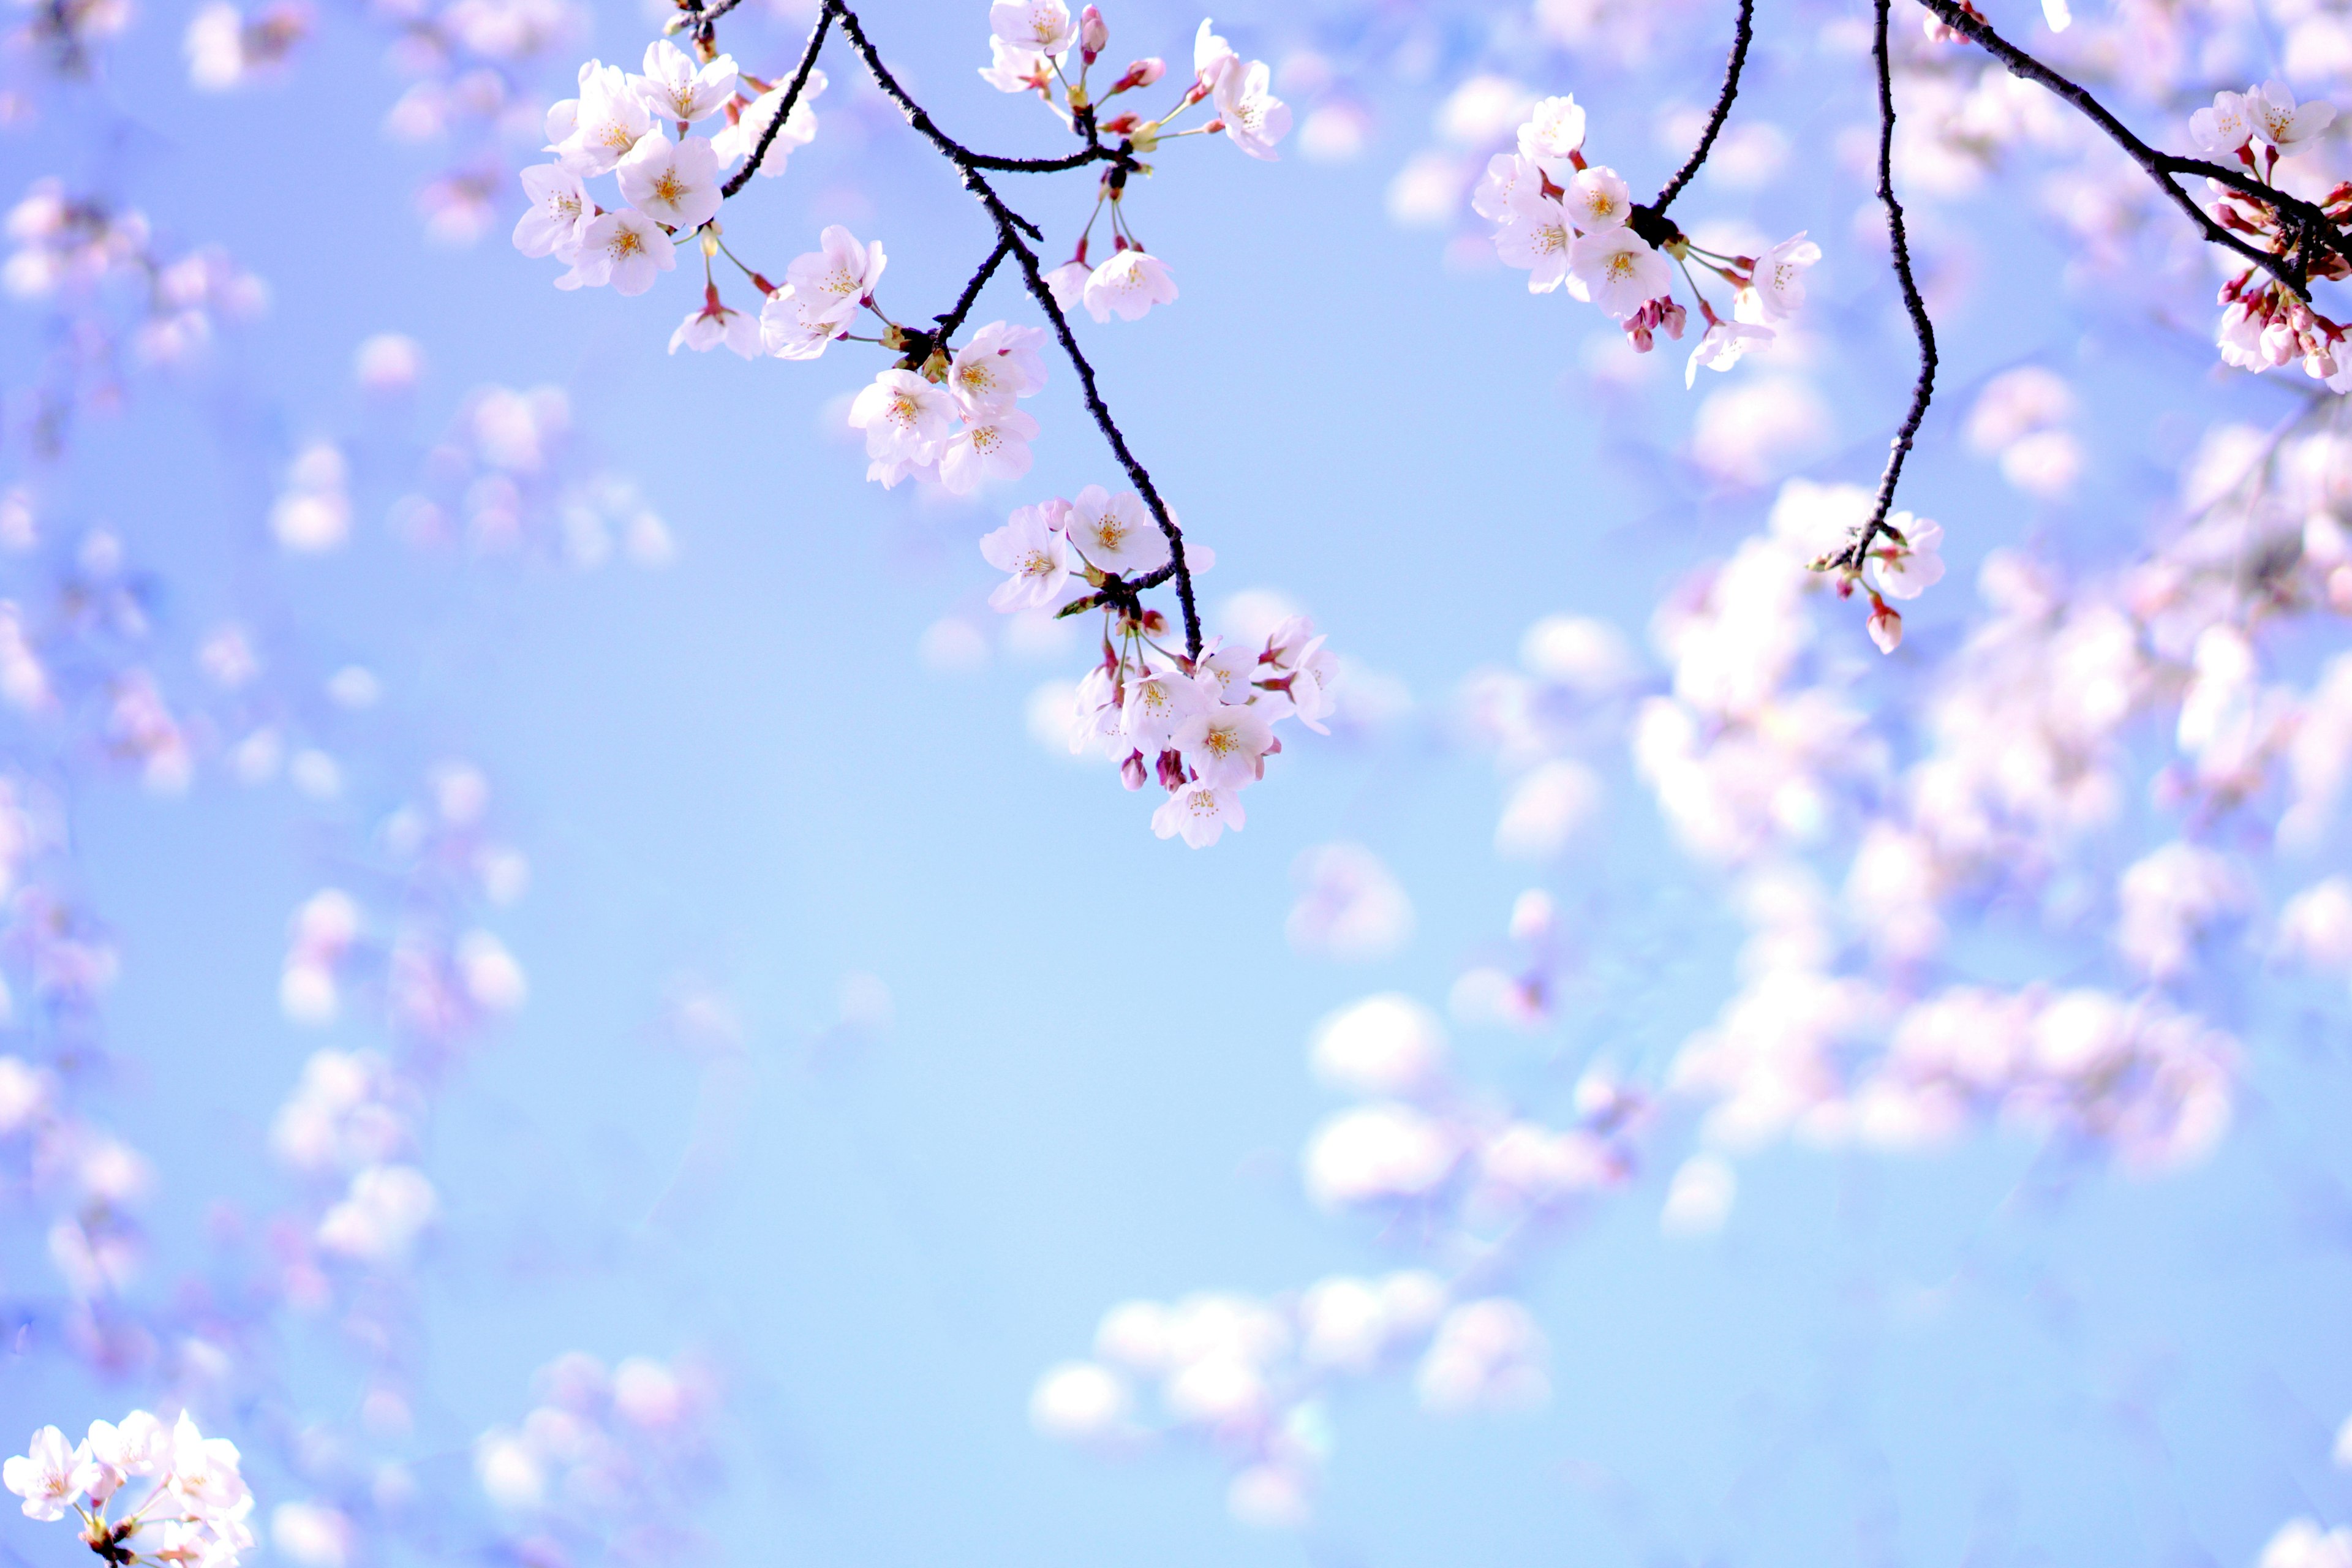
(785, 224), (886, 326)
(1495, 185), (1572, 293)
(992, 0), (1076, 56)
(712, 70), (824, 174)
(4, 1427), (83, 1520)
(1152, 780), (1244, 847)
(669, 286), (760, 358)
(1123, 666), (1212, 752)
(1517, 95), (1587, 182)
(1686, 317), (1773, 386)
(1043, 258), (1090, 310)
(979, 37), (1052, 94)
(940, 407), (1040, 494)
(1569, 229), (1672, 317)
(552, 62), (652, 176)
(1213, 58), (1289, 160)
(628, 39), (737, 125)
(1870, 515), (1945, 600)
(167, 1414), (249, 1521)
(616, 131), (721, 232)
(512, 164), (590, 260)
(1743, 232), (1821, 323)
(848, 370), (957, 479)
(759, 285), (844, 359)
(556, 209), (675, 295)
(1564, 165), (1629, 232)
(1082, 247), (1177, 322)
(1470, 153), (1529, 222)
(1066, 485), (1166, 574)
(2247, 80), (2336, 151)
(2190, 89), (2255, 156)
(1193, 18), (1236, 91)
(949, 320), (1048, 413)
(979, 501), (1072, 611)
(1174, 702), (1275, 788)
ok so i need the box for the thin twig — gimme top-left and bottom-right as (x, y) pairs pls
(1914, 0), (2348, 300)
(831, 2), (1203, 657)
(1653, 0), (1755, 214)
(718, 1), (835, 198)
(934, 236), (1012, 346)
(1838, 0), (1940, 573)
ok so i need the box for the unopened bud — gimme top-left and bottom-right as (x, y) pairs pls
(881, 323), (908, 350)
(920, 346), (951, 382)
(1111, 56), (1164, 94)
(1079, 5), (1107, 62)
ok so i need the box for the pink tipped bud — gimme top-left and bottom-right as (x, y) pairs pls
(1866, 601), (1903, 654)
(1112, 57), (1164, 94)
(1079, 5), (1107, 62)
(1099, 110), (1140, 134)
(1120, 750), (1147, 791)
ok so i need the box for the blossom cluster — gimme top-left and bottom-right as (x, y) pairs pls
(1476, 95), (1818, 385)
(2186, 82), (2352, 392)
(5, 1412), (252, 1568)
(975, 500), (1335, 843)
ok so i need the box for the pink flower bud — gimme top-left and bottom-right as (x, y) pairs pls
(1112, 57), (1164, 94)
(1120, 750), (1147, 791)
(1079, 5), (1107, 62)
(1867, 602), (1903, 654)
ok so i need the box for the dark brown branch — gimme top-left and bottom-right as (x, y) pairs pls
(829, 2), (1204, 658)
(1836, 0), (1940, 575)
(1913, 0), (2350, 300)
(718, 3), (834, 198)
(934, 237), (1012, 345)
(1652, 0), (1755, 214)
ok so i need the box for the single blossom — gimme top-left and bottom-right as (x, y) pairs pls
(940, 407), (1041, 494)
(1194, 639), (1257, 705)
(1564, 165), (1630, 232)
(1083, 248), (1178, 322)
(552, 62), (652, 175)
(1122, 666), (1212, 751)
(1213, 58), (1290, 159)
(1281, 634), (1338, 733)
(1471, 153), (1530, 223)
(1517, 95), (1587, 182)
(2247, 79), (2336, 151)
(1743, 232), (1821, 323)
(979, 500), (1073, 611)
(1869, 514), (1946, 600)
(1175, 701), (1275, 787)
(785, 224), (886, 325)
(992, 0), (1076, 56)
(949, 321), (1049, 413)
(979, 37), (1053, 94)
(669, 285), (761, 358)
(616, 130), (722, 232)
(848, 370), (957, 479)
(1867, 600), (1904, 654)
(1496, 185), (1573, 293)
(758, 285), (844, 359)
(4, 1427), (83, 1521)
(2190, 89), (2254, 156)
(629, 39), (737, 124)
(1043, 258), (1091, 311)
(167, 1414), (249, 1521)
(1152, 780), (1244, 846)
(556, 209), (676, 295)
(712, 70), (825, 173)
(1686, 317), (1774, 386)
(1569, 230), (1672, 317)
(1193, 18), (1236, 91)
(512, 163), (590, 260)
(1066, 484), (1166, 573)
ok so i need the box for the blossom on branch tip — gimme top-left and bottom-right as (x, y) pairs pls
(1569, 230), (1671, 317)
(1152, 780), (1244, 847)
(2190, 89), (2255, 157)
(616, 130), (721, 232)
(556, 210), (674, 295)
(669, 285), (761, 358)
(1212, 58), (1289, 159)
(2247, 80), (2335, 151)
(1517, 96), (1587, 182)
(992, 0), (1076, 56)
(629, 39), (737, 124)
(1868, 516), (1945, 600)
(1083, 248), (1178, 322)
(979, 502), (1073, 611)
(512, 164), (590, 261)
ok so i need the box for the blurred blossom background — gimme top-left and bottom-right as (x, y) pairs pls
(3, 0), (2352, 1563)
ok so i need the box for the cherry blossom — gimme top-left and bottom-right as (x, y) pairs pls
(1686, 315), (1773, 385)
(1211, 57), (1289, 159)
(783, 224), (886, 325)
(4, 1427), (83, 1520)
(1516, 94), (1586, 181)
(979, 502), (1074, 611)
(2245, 80), (2334, 152)
(1742, 232), (1821, 322)
(940, 407), (1040, 494)
(615, 130), (721, 232)
(1569, 230), (1670, 318)
(511, 163), (590, 260)
(551, 62), (653, 176)
(1563, 165), (1629, 231)
(1151, 780), (1243, 846)
(1065, 484), (1166, 574)
(669, 284), (760, 358)
(712, 70), (825, 175)
(949, 320), (1049, 413)
(627, 39), (737, 125)
(1868, 514), (1945, 600)
(848, 370), (957, 483)
(1082, 247), (1177, 322)
(991, 0), (1076, 56)
(1494, 186), (1573, 293)
(557, 209), (674, 295)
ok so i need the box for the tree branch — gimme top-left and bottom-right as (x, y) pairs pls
(718, 2), (835, 198)
(1836, 0), (1940, 575)
(829, 2), (1204, 658)
(1652, 0), (1755, 214)
(1913, 0), (2350, 300)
